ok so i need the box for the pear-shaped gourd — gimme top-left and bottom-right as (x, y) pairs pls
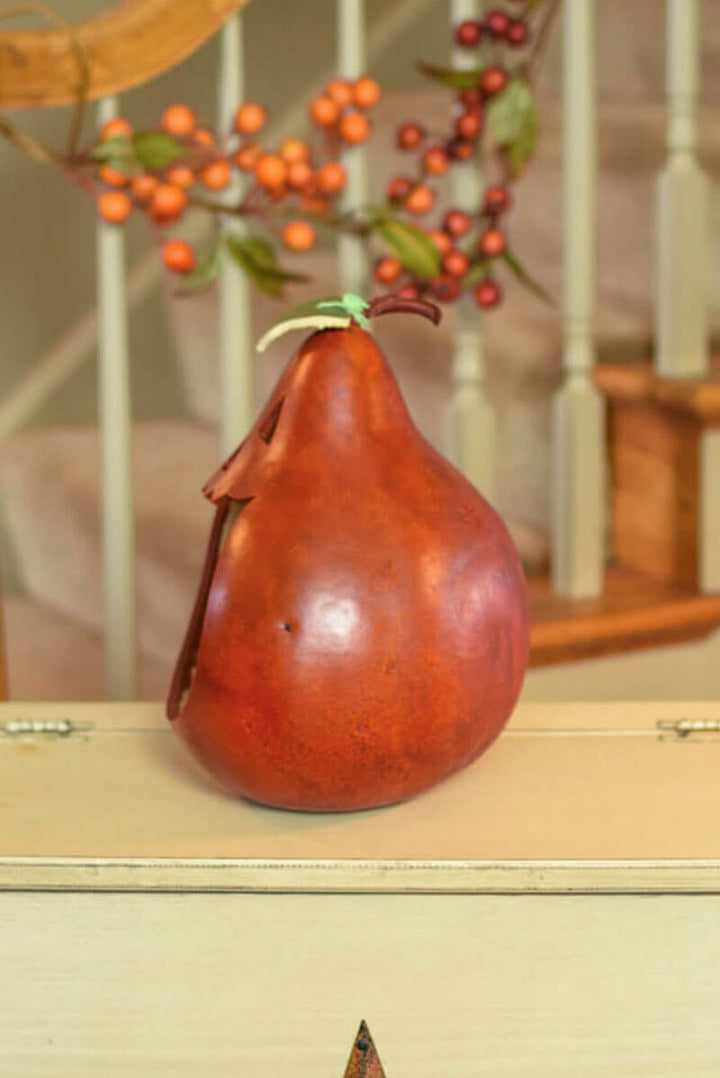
(167, 312), (529, 812)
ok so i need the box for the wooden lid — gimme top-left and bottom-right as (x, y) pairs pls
(1, 701), (720, 893)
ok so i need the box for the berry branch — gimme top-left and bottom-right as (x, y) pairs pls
(0, 0), (558, 312)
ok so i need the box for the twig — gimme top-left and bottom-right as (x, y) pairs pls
(526, 0), (560, 83)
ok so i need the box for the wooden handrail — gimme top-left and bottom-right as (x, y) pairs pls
(0, 0), (250, 109)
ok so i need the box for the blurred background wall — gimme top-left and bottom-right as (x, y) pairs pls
(0, 0), (719, 701)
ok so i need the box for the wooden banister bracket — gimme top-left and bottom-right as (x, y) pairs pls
(0, 0), (250, 109)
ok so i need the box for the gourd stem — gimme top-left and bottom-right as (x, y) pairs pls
(365, 295), (442, 325)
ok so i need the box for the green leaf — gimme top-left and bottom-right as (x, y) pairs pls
(175, 240), (224, 295)
(92, 135), (134, 164)
(502, 249), (554, 304)
(462, 260), (492, 290)
(226, 234), (308, 298)
(372, 218), (441, 279)
(487, 77), (539, 178)
(131, 131), (185, 170)
(417, 62), (483, 91)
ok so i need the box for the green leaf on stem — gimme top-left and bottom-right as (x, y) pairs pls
(417, 62), (483, 91)
(462, 260), (492, 290)
(372, 218), (441, 279)
(487, 77), (539, 178)
(132, 131), (185, 170)
(256, 295), (368, 353)
(91, 135), (135, 171)
(502, 249), (554, 304)
(226, 234), (308, 298)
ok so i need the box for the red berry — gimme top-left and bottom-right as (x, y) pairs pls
(162, 240), (196, 274)
(396, 283), (420, 300)
(422, 146), (449, 175)
(478, 226), (507, 257)
(459, 88), (481, 108)
(481, 66), (509, 97)
(442, 250), (470, 278)
(455, 19), (482, 47)
(374, 256), (403, 285)
(484, 9), (511, 37)
(432, 275), (461, 303)
(474, 278), (502, 308)
(455, 110), (482, 141)
(428, 229), (453, 255)
(396, 122), (425, 151)
(507, 19), (530, 46)
(443, 209), (472, 238)
(484, 184), (512, 215)
(446, 137), (474, 162)
(387, 175), (413, 203)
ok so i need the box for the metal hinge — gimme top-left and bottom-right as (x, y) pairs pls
(657, 718), (720, 741)
(0, 718), (93, 740)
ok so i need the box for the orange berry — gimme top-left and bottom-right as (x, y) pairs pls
(151, 182), (188, 223)
(100, 117), (132, 141)
(287, 160), (315, 190)
(255, 153), (288, 189)
(234, 102), (267, 136)
(325, 79), (354, 108)
(161, 104), (196, 137)
(374, 257), (403, 285)
(422, 146), (449, 175)
(99, 166), (129, 187)
(162, 239), (196, 275)
(97, 190), (132, 224)
(405, 184), (435, 215)
(316, 161), (347, 194)
(279, 138), (310, 164)
(339, 110), (371, 145)
(353, 75), (381, 110)
(282, 220), (316, 251)
(131, 174), (159, 203)
(310, 95), (340, 127)
(396, 122), (425, 151)
(193, 127), (216, 146)
(201, 159), (232, 190)
(428, 228), (453, 255)
(166, 165), (195, 189)
(233, 142), (262, 171)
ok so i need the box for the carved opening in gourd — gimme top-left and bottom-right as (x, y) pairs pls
(257, 396), (285, 444)
(166, 496), (254, 720)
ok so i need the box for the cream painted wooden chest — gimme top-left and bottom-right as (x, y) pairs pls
(2, 700), (720, 1076)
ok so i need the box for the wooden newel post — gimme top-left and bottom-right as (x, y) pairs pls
(445, 0), (495, 499)
(337, 0), (369, 297)
(218, 13), (254, 456)
(97, 96), (137, 699)
(551, 0), (605, 599)
(656, 0), (709, 379)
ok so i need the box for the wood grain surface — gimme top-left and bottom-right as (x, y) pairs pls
(0, 0), (249, 109)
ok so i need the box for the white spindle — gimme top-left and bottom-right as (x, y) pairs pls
(96, 97), (137, 699)
(656, 0), (709, 378)
(218, 14), (254, 456)
(551, 0), (605, 598)
(336, 0), (369, 296)
(445, 0), (495, 499)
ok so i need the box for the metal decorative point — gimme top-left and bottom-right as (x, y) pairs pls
(343, 1021), (387, 1077)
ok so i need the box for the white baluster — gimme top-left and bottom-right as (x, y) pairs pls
(218, 13), (254, 456)
(336, 0), (369, 296)
(656, 0), (709, 378)
(551, 0), (605, 598)
(445, 0), (495, 499)
(701, 431), (720, 592)
(96, 97), (137, 699)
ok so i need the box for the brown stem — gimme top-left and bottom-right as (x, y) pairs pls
(0, 114), (61, 164)
(526, 0), (560, 82)
(0, 3), (90, 157)
(366, 294), (442, 326)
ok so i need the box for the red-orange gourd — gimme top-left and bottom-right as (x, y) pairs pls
(167, 309), (529, 811)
